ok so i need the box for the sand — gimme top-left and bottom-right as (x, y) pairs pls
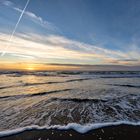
(0, 124), (140, 140)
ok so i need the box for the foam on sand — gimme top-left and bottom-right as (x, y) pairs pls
(0, 121), (140, 137)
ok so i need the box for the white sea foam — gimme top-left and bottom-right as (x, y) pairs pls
(0, 121), (140, 137)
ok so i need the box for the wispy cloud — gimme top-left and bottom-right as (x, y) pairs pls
(1, 0), (58, 32)
(10, 53), (35, 59)
(0, 32), (140, 65)
(0, 0), (13, 7)
(14, 7), (58, 31)
(108, 58), (140, 65)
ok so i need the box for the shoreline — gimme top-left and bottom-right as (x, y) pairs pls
(0, 124), (140, 140)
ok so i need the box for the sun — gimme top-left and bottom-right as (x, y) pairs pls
(27, 67), (34, 71)
(25, 64), (35, 71)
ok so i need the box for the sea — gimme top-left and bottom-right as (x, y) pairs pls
(0, 70), (140, 136)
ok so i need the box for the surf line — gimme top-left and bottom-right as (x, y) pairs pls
(1, 0), (31, 56)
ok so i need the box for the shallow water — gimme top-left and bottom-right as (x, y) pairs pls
(0, 71), (140, 132)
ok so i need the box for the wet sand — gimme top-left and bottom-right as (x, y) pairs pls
(0, 124), (140, 140)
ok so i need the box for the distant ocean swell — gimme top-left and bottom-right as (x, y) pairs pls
(0, 78), (91, 90)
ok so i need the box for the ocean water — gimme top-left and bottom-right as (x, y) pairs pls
(0, 71), (140, 134)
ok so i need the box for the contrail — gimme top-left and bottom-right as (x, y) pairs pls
(1, 0), (31, 56)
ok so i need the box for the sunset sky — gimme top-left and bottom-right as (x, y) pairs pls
(0, 0), (140, 70)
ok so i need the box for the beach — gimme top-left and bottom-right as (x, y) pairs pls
(0, 124), (140, 140)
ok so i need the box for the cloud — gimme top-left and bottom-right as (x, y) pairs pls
(19, 33), (123, 59)
(10, 53), (35, 59)
(1, 0), (58, 32)
(14, 7), (57, 31)
(118, 59), (139, 62)
(107, 58), (140, 65)
(0, 0), (13, 7)
(0, 32), (140, 65)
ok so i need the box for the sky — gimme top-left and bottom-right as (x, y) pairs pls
(0, 0), (140, 69)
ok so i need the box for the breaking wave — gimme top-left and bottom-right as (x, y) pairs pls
(0, 94), (140, 132)
(0, 121), (140, 137)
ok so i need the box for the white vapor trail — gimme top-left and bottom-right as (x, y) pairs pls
(1, 0), (31, 56)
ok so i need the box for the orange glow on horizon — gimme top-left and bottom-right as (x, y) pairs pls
(0, 62), (79, 71)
